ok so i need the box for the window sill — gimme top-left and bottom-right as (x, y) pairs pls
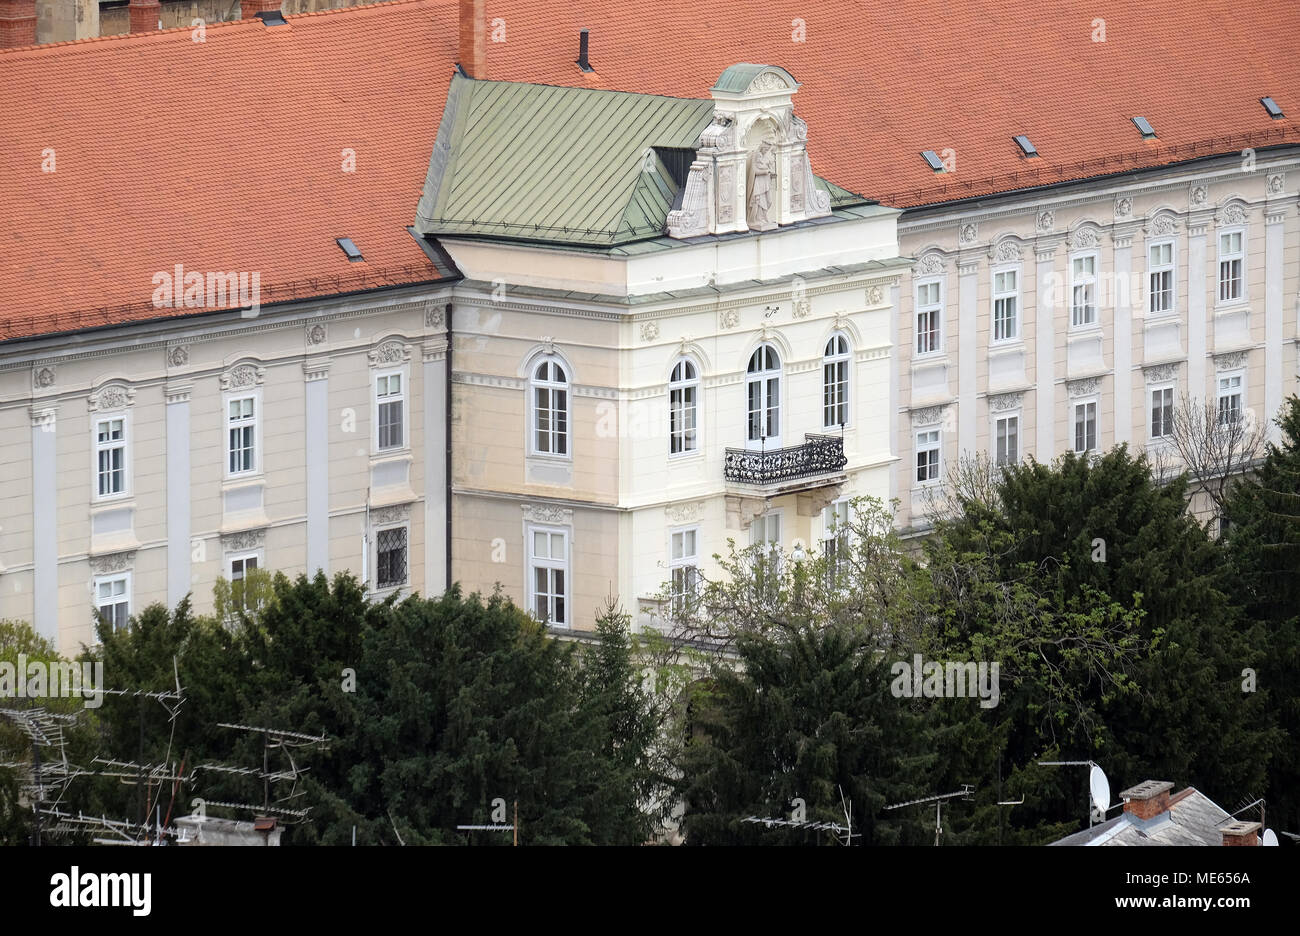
(223, 472), (264, 488)
(91, 493), (133, 509)
(988, 340), (1024, 355)
(1068, 323), (1103, 338)
(668, 449), (704, 462)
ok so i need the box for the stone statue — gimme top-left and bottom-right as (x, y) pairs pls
(746, 142), (777, 230)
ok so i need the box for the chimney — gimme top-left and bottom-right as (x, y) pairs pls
(0, 0), (37, 49)
(458, 0), (485, 78)
(128, 0), (161, 33)
(1119, 780), (1173, 821)
(241, 0), (279, 20)
(1221, 821), (1261, 847)
(576, 28), (592, 72)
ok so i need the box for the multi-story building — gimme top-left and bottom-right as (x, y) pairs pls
(3, 0), (1299, 651)
(894, 149), (1299, 529)
(418, 68), (903, 628)
(0, 4), (458, 654)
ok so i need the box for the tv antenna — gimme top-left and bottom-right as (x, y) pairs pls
(884, 785), (974, 846)
(741, 787), (861, 845)
(457, 799), (520, 846)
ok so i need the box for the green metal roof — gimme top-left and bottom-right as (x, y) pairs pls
(711, 64), (798, 93)
(415, 73), (868, 249)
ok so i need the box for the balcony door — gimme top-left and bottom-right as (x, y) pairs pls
(746, 344), (782, 450)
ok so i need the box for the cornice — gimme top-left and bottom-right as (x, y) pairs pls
(899, 154), (1300, 236)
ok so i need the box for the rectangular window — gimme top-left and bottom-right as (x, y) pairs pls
(529, 527), (568, 626)
(995, 414), (1019, 467)
(228, 396), (257, 474)
(95, 417), (126, 497)
(376, 527), (408, 589)
(669, 527), (699, 615)
(916, 428), (941, 483)
(749, 512), (781, 600)
(94, 573), (130, 632)
(1148, 242), (1174, 314)
(669, 384), (697, 454)
(376, 373), (404, 451)
(1218, 231), (1243, 303)
(822, 500), (851, 583)
(992, 269), (1018, 341)
(1150, 386), (1174, 438)
(1073, 401), (1098, 453)
(1071, 255), (1097, 326)
(916, 281), (941, 354)
(229, 553), (259, 612)
(1217, 372), (1244, 426)
(823, 359), (849, 428)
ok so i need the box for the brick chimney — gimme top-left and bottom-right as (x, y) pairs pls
(1221, 821), (1261, 846)
(128, 0), (161, 33)
(242, 0), (279, 20)
(0, 0), (37, 49)
(458, 0), (485, 78)
(1119, 780), (1173, 821)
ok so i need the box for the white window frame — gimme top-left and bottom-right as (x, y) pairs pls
(668, 525), (700, 615)
(822, 333), (852, 429)
(226, 550), (263, 615)
(1070, 252), (1098, 328)
(1149, 383), (1175, 440)
(530, 356), (571, 459)
(993, 412), (1020, 467)
(372, 523), (409, 592)
(915, 428), (942, 485)
(915, 278), (943, 356)
(668, 357), (700, 457)
(745, 343), (782, 449)
(749, 509), (783, 599)
(1073, 398), (1099, 454)
(224, 390), (262, 478)
(92, 411), (130, 502)
(1217, 370), (1245, 427)
(373, 367), (409, 454)
(1217, 227), (1246, 305)
(991, 266), (1020, 342)
(93, 571), (131, 632)
(1147, 240), (1176, 317)
(526, 524), (570, 627)
(821, 499), (852, 582)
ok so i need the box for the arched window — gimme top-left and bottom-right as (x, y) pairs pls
(746, 344), (781, 447)
(531, 358), (569, 456)
(669, 358), (699, 455)
(822, 334), (850, 428)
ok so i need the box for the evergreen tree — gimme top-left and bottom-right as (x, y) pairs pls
(1224, 394), (1300, 830)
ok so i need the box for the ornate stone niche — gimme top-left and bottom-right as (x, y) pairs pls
(667, 65), (832, 239)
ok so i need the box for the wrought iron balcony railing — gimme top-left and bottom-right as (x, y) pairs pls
(723, 433), (847, 486)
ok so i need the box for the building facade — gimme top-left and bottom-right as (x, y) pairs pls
(426, 67), (904, 630)
(0, 284), (452, 654)
(893, 149), (1299, 529)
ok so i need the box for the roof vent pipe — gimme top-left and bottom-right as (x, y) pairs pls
(577, 28), (593, 72)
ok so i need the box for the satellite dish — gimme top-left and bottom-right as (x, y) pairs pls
(1089, 764), (1111, 816)
(1263, 828), (1278, 847)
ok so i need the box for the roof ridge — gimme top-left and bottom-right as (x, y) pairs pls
(0, 0), (447, 58)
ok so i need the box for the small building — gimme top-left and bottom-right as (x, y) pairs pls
(1050, 779), (1260, 846)
(174, 813), (282, 846)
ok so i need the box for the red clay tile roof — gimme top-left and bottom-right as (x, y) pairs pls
(2, 0), (1297, 342)
(476, 0), (1299, 207)
(0, 1), (459, 342)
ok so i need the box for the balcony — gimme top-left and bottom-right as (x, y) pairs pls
(723, 433), (847, 487)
